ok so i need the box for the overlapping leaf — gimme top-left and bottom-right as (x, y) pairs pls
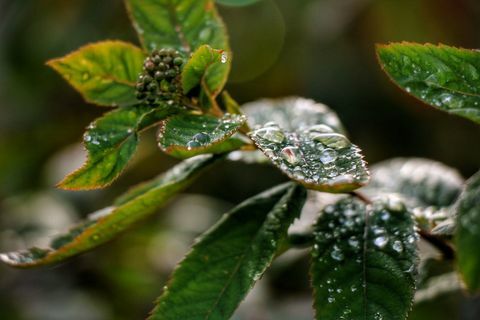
(60, 104), (180, 190)
(377, 42), (480, 124)
(182, 45), (230, 109)
(0, 155), (220, 268)
(47, 41), (145, 107)
(125, 0), (229, 54)
(246, 98), (368, 192)
(149, 183), (307, 320)
(157, 113), (247, 159)
(455, 171), (480, 292)
(311, 196), (418, 320)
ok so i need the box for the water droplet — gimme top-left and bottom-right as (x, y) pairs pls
(319, 148), (338, 164)
(328, 296), (335, 303)
(330, 246), (344, 261)
(392, 240), (403, 253)
(193, 132), (210, 144)
(221, 52), (228, 64)
(312, 133), (350, 149)
(281, 146), (301, 165)
(187, 140), (201, 150)
(373, 235), (388, 248)
(307, 124), (335, 134)
(254, 127), (285, 143)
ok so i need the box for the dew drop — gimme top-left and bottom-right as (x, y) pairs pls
(254, 126), (285, 143)
(373, 235), (388, 248)
(281, 146), (301, 165)
(319, 148), (338, 164)
(221, 52), (228, 64)
(187, 140), (201, 150)
(392, 240), (403, 253)
(312, 133), (350, 149)
(193, 132), (211, 144)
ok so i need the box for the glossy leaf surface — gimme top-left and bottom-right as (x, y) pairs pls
(47, 41), (145, 107)
(149, 183), (307, 320)
(311, 196), (418, 320)
(125, 0), (229, 54)
(455, 171), (480, 292)
(60, 104), (179, 190)
(0, 155), (220, 268)
(377, 43), (480, 124)
(157, 113), (247, 159)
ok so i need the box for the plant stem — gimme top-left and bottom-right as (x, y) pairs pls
(418, 229), (455, 260)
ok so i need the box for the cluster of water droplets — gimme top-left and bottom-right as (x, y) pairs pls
(311, 196), (418, 317)
(181, 113), (246, 151)
(249, 121), (368, 188)
(387, 51), (480, 112)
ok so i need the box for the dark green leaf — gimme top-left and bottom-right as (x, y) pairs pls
(149, 183), (307, 320)
(249, 123), (369, 193)
(0, 155), (220, 268)
(377, 42), (480, 124)
(455, 170), (480, 292)
(363, 158), (464, 207)
(311, 196), (418, 320)
(60, 104), (179, 190)
(182, 45), (230, 108)
(157, 113), (247, 159)
(125, 0), (229, 54)
(216, 0), (261, 6)
(47, 41), (145, 107)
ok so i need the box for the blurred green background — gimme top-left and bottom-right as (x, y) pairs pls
(0, 0), (479, 319)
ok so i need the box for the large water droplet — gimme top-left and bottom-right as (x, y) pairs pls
(187, 140), (201, 150)
(312, 133), (350, 149)
(254, 126), (285, 143)
(193, 132), (211, 144)
(392, 240), (403, 253)
(373, 235), (388, 248)
(281, 146), (301, 165)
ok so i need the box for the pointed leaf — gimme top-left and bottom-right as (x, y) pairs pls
(182, 45), (230, 109)
(149, 182), (307, 320)
(363, 158), (464, 207)
(125, 0), (229, 54)
(47, 41), (145, 107)
(377, 42), (480, 124)
(157, 113), (247, 159)
(243, 97), (346, 135)
(455, 170), (480, 292)
(249, 123), (369, 193)
(60, 104), (179, 190)
(0, 155), (220, 268)
(311, 196), (418, 320)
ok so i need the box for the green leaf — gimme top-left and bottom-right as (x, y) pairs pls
(377, 42), (480, 124)
(60, 104), (179, 190)
(216, 0), (261, 6)
(157, 113), (247, 159)
(182, 45), (230, 109)
(455, 170), (480, 292)
(363, 158), (464, 207)
(125, 0), (229, 54)
(47, 41), (145, 107)
(245, 98), (368, 193)
(243, 97), (347, 135)
(0, 155), (220, 268)
(149, 182), (307, 320)
(311, 196), (418, 320)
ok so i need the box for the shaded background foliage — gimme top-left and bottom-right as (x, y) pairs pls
(0, 0), (479, 319)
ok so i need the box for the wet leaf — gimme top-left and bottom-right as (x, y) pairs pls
(149, 183), (307, 320)
(311, 196), (418, 320)
(455, 171), (480, 292)
(182, 45), (230, 110)
(377, 43), (480, 124)
(60, 104), (180, 190)
(249, 123), (369, 193)
(243, 97), (346, 135)
(0, 155), (220, 268)
(125, 0), (229, 54)
(47, 41), (145, 107)
(157, 113), (247, 159)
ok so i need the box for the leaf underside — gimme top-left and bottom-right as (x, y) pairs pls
(455, 170), (480, 292)
(47, 41), (145, 107)
(311, 196), (418, 320)
(377, 42), (480, 124)
(149, 183), (307, 320)
(60, 103), (180, 190)
(0, 155), (220, 268)
(157, 113), (247, 159)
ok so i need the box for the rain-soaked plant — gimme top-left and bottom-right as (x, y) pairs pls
(2, 1), (480, 319)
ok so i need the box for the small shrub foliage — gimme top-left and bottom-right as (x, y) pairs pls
(2, 1), (480, 319)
